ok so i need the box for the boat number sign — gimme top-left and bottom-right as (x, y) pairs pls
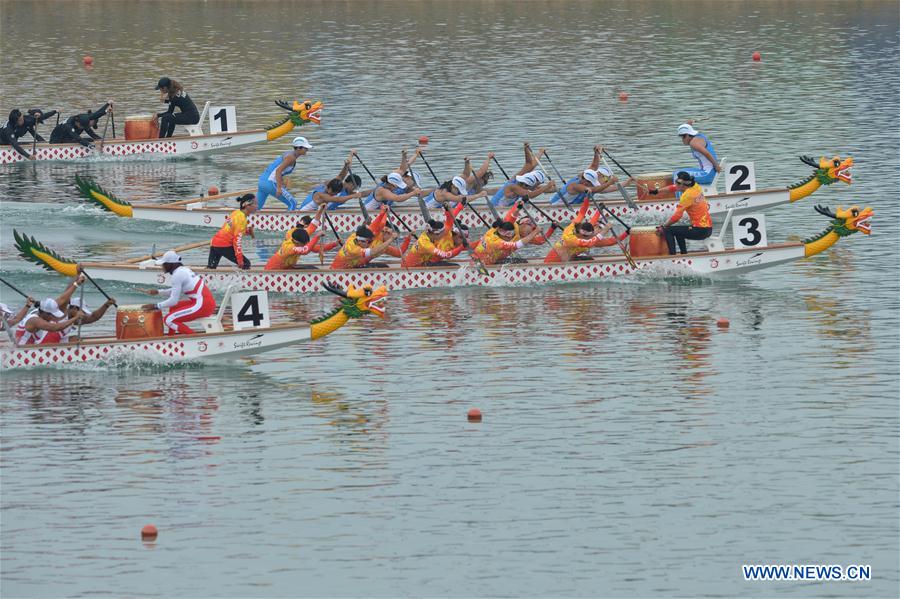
(231, 290), (271, 330)
(724, 161), (756, 194)
(731, 213), (768, 249)
(210, 106), (237, 134)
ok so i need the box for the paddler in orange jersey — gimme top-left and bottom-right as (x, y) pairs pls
(207, 193), (257, 269)
(401, 207), (467, 268)
(330, 225), (400, 269)
(283, 205), (340, 253)
(266, 206), (327, 270)
(366, 205), (412, 259)
(543, 197), (627, 263)
(651, 171), (713, 254)
(471, 203), (550, 265)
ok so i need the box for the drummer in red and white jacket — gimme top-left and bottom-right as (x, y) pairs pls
(141, 251), (216, 335)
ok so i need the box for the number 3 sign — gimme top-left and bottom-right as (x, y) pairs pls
(724, 161), (756, 194)
(731, 213), (768, 249)
(210, 106), (237, 134)
(231, 290), (271, 330)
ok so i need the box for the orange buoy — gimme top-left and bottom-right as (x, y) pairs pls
(83, 56), (93, 66)
(467, 408), (482, 422)
(418, 136), (429, 145)
(716, 317), (730, 329)
(141, 524), (158, 539)
(207, 185), (219, 196)
(752, 51), (761, 62)
(618, 91), (629, 101)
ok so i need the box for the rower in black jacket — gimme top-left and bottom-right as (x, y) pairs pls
(49, 101), (113, 145)
(155, 77), (200, 138)
(0, 109), (35, 159)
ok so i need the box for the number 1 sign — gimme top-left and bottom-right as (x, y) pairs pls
(209, 106), (237, 134)
(231, 290), (271, 330)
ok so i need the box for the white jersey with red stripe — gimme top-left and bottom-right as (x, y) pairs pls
(14, 311), (58, 346)
(156, 266), (206, 310)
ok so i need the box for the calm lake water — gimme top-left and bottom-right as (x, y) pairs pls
(1, 1), (898, 597)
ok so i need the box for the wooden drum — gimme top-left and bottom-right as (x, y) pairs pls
(116, 305), (163, 339)
(629, 226), (669, 257)
(636, 171), (675, 200)
(124, 114), (159, 140)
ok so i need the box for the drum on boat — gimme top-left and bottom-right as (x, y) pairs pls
(115, 305), (163, 339)
(124, 115), (159, 140)
(635, 172), (675, 200)
(629, 226), (669, 257)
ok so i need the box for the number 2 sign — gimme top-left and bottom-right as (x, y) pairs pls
(724, 162), (757, 194)
(209, 106), (237, 134)
(731, 213), (768, 249)
(231, 290), (271, 330)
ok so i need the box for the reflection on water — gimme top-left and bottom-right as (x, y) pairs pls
(1, 0), (898, 597)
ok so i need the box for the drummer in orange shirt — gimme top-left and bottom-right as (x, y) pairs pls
(208, 194), (257, 269)
(651, 171), (713, 254)
(543, 197), (625, 263)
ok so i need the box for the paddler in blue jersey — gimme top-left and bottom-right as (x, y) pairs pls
(675, 123), (720, 185)
(423, 154), (493, 208)
(490, 143), (556, 207)
(256, 136), (313, 210)
(549, 145), (621, 206)
(362, 149), (428, 211)
(299, 150), (364, 210)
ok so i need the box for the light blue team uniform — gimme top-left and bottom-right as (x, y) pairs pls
(490, 180), (520, 207)
(257, 151), (298, 210)
(363, 183), (389, 211)
(549, 176), (589, 206)
(299, 184), (350, 211)
(676, 133), (719, 185)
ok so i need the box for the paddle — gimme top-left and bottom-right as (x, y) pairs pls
(601, 150), (638, 210)
(421, 150), (491, 228)
(125, 240), (209, 264)
(322, 210), (344, 245)
(110, 110), (116, 139)
(522, 198), (564, 232)
(354, 153), (417, 234)
(78, 268), (117, 307)
(75, 274), (86, 347)
(537, 151), (574, 211)
(98, 111), (111, 153)
(591, 197), (637, 269)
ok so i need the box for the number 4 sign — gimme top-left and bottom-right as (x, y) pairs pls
(731, 213), (768, 249)
(209, 106), (237, 134)
(231, 290), (271, 330)
(724, 161), (757, 194)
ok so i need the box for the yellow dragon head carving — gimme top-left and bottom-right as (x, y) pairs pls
(799, 155), (853, 185)
(266, 99), (324, 140)
(814, 204), (873, 236)
(322, 282), (388, 318)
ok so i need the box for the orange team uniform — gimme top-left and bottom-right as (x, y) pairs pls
(401, 210), (464, 267)
(284, 219), (339, 253)
(210, 209), (249, 267)
(472, 205), (553, 265)
(666, 183), (712, 227)
(329, 208), (409, 269)
(265, 233), (323, 270)
(544, 198), (625, 263)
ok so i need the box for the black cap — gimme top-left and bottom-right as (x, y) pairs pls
(237, 193), (255, 207)
(356, 226), (374, 240)
(155, 77), (171, 90)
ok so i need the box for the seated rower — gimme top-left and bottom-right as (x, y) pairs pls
(330, 225), (399, 269)
(1, 296), (35, 331)
(59, 295), (116, 343)
(284, 206), (340, 253)
(460, 153), (495, 194)
(490, 143), (556, 207)
(299, 150), (364, 210)
(654, 171), (713, 254)
(674, 123), (721, 186)
(48, 102), (112, 146)
(266, 206), (329, 270)
(367, 205), (412, 258)
(549, 146), (620, 205)
(363, 149), (428, 211)
(208, 193), (257, 269)
(8, 274), (86, 342)
(470, 202), (553, 265)
(14, 298), (83, 346)
(0, 109), (55, 160)
(544, 198), (627, 263)
(141, 251), (216, 335)
(24, 108), (56, 142)
(401, 208), (467, 268)
(423, 175), (489, 209)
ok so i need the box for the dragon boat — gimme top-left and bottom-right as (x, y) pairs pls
(0, 100), (322, 165)
(74, 155), (852, 232)
(0, 283), (386, 370)
(14, 205), (872, 293)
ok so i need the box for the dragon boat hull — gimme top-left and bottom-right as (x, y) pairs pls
(64, 244), (807, 293)
(0, 130), (272, 164)
(0, 322), (315, 369)
(114, 187), (795, 232)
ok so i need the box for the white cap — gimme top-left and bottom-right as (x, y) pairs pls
(291, 136), (313, 149)
(597, 166), (612, 178)
(532, 170), (547, 184)
(0, 302), (12, 316)
(407, 170), (422, 187)
(451, 176), (469, 195)
(677, 123), (699, 136)
(515, 172), (538, 187)
(386, 172), (407, 190)
(154, 250), (183, 265)
(40, 298), (64, 318)
(582, 169), (601, 186)
(69, 297), (92, 316)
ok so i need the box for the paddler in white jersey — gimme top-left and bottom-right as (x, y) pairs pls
(549, 146), (620, 206)
(140, 251), (216, 335)
(490, 143), (556, 207)
(363, 149), (429, 211)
